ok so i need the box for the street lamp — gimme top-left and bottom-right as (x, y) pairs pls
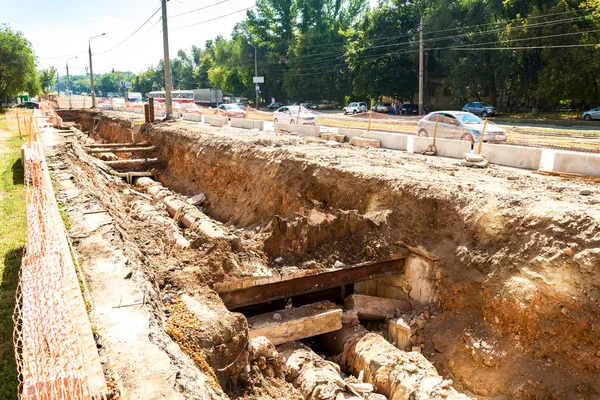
(249, 42), (259, 110)
(66, 56), (78, 109)
(89, 33), (106, 108)
(407, 2), (424, 116)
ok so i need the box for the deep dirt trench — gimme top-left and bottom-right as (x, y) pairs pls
(57, 109), (600, 399)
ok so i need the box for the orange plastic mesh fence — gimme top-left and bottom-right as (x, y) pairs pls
(13, 119), (108, 399)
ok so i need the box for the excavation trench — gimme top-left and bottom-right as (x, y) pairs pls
(59, 110), (600, 400)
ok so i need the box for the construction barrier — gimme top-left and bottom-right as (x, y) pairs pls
(13, 116), (109, 399)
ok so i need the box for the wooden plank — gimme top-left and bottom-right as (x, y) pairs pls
(533, 170), (600, 182)
(247, 301), (342, 345)
(85, 142), (151, 148)
(218, 258), (406, 310)
(104, 158), (160, 169)
(344, 294), (411, 321)
(87, 146), (155, 154)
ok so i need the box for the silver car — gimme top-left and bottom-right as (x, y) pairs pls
(273, 106), (317, 125)
(417, 111), (507, 143)
(582, 106), (600, 120)
(462, 102), (496, 117)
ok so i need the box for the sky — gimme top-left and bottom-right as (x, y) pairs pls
(2, 0), (379, 76)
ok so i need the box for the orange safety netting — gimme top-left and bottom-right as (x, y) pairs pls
(13, 117), (109, 399)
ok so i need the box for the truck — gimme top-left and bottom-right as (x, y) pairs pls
(191, 88), (223, 107)
(124, 92), (142, 103)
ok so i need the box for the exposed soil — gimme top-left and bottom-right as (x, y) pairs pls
(56, 109), (600, 399)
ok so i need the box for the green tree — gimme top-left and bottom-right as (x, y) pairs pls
(348, 2), (419, 101)
(39, 67), (57, 94)
(0, 24), (40, 105)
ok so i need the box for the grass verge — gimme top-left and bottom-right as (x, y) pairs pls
(0, 120), (26, 400)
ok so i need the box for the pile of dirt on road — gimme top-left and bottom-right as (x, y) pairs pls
(59, 109), (600, 399)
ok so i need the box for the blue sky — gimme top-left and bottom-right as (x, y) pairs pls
(2, 0), (377, 75)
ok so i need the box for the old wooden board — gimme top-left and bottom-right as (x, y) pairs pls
(85, 142), (151, 148)
(87, 146), (155, 153)
(104, 158), (160, 169)
(217, 257), (406, 310)
(247, 301), (343, 345)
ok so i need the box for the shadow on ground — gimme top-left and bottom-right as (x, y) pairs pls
(0, 246), (22, 400)
(11, 159), (23, 186)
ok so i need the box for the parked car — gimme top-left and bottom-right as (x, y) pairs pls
(417, 111), (507, 143)
(401, 104), (420, 115)
(462, 102), (496, 117)
(582, 106), (600, 120)
(267, 101), (283, 111)
(300, 101), (318, 109)
(373, 103), (392, 113)
(343, 102), (367, 114)
(13, 101), (39, 109)
(214, 103), (246, 118)
(316, 100), (339, 109)
(175, 102), (203, 114)
(273, 106), (317, 125)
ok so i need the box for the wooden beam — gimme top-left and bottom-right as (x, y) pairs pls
(247, 301), (342, 345)
(85, 142), (151, 148)
(344, 294), (411, 321)
(217, 257), (406, 310)
(104, 158), (160, 169)
(87, 146), (155, 154)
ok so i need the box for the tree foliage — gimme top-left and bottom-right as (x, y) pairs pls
(0, 24), (40, 103)
(50, 0), (600, 109)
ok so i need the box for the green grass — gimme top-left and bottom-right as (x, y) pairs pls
(0, 120), (26, 400)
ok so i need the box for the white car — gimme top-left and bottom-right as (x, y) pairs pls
(343, 102), (367, 115)
(582, 106), (600, 120)
(273, 106), (317, 125)
(417, 111), (507, 143)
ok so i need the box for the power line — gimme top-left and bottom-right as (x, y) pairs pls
(444, 42), (600, 51)
(236, 11), (593, 71)
(170, 6), (256, 32)
(170, 0), (231, 18)
(96, 6), (162, 55)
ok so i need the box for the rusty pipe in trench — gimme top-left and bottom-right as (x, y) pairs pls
(320, 326), (471, 400)
(133, 177), (234, 241)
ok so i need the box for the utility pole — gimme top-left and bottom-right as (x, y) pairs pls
(250, 43), (259, 110)
(254, 45), (259, 110)
(161, 0), (173, 118)
(89, 33), (106, 108)
(418, 14), (424, 116)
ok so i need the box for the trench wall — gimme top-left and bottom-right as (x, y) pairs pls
(61, 110), (600, 398)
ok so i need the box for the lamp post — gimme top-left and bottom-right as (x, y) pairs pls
(407, 2), (424, 115)
(66, 56), (78, 109)
(249, 42), (259, 110)
(89, 33), (106, 108)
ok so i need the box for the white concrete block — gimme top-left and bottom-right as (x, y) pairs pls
(404, 254), (438, 304)
(481, 143), (542, 170)
(275, 122), (320, 137)
(204, 115), (228, 127)
(412, 136), (432, 153)
(231, 118), (264, 130)
(388, 318), (412, 351)
(551, 150), (600, 177)
(182, 113), (202, 122)
(364, 131), (408, 151)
